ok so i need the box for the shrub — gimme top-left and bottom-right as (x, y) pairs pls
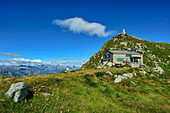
(84, 75), (99, 87)
(103, 86), (116, 94)
(94, 72), (107, 77)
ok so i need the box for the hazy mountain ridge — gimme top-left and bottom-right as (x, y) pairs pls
(0, 65), (79, 77)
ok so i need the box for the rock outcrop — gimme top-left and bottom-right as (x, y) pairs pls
(114, 73), (133, 83)
(5, 82), (28, 103)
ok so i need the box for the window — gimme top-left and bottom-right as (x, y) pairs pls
(117, 58), (124, 61)
(105, 55), (107, 58)
(109, 54), (111, 58)
(126, 54), (132, 57)
(134, 58), (138, 62)
(108, 59), (110, 62)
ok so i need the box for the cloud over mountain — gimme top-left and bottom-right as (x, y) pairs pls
(5, 58), (42, 65)
(52, 17), (115, 37)
(49, 59), (86, 67)
(0, 58), (86, 67)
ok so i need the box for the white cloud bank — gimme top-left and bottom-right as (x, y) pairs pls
(52, 17), (115, 37)
(0, 58), (86, 67)
(6, 58), (42, 65)
(49, 59), (86, 67)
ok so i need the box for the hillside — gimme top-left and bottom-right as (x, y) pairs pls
(0, 67), (170, 112)
(81, 34), (170, 77)
(0, 33), (170, 112)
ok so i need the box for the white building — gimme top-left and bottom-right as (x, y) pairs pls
(101, 50), (143, 67)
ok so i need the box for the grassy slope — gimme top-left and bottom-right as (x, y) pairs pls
(81, 34), (170, 77)
(0, 34), (169, 112)
(0, 67), (170, 113)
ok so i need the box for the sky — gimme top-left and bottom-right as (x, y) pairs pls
(0, 0), (170, 67)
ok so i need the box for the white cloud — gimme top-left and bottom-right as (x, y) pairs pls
(5, 58), (42, 65)
(0, 53), (20, 57)
(48, 59), (86, 67)
(56, 57), (77, 60)
(52, 17), (115, 37)
(0, 58), (86, 67)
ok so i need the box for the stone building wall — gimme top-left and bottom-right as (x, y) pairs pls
(102, 51), (143, 67)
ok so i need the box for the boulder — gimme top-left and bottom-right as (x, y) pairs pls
(144, 45), (147, 49)
(122, 73), (133, 79)
(153, 66), (164, 74)
(5, 82), (28, 103)
(114, 78), (122, 83)
(107, 62), (113, 67)
(114, 73), (133, 83)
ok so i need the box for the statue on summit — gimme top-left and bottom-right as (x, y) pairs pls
(122, 27), (126, 34)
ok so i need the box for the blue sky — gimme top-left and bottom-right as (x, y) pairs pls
(0, 0), (170, 66)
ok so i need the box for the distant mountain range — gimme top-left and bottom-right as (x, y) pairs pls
(0, 65), (79, 77)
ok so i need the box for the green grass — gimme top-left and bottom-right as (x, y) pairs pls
(0, 67), (170, 112)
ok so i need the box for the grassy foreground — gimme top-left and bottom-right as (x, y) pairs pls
(0, 67), (170, 113)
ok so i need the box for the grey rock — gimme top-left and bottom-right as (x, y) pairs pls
(106, 71), (113, 76)
(153, 66), (164, 74)
(154, 61), (158, 67)
(151, 74), (154, 77)
(131, 81), (135, 84)
(157, 67), (164, 74)
(5, 82), (28, 103)
(140, 68), (147, 75)
(133, 73), (137, 76)
(120, 42), (127, 46)
(122, 73), (133, 79)
(13, 88), (28, 103)
(107, 62), (113, 67)
(114, 73), (133, 83)
(144, 45), (147, 49)
(114, 78), (122, 83)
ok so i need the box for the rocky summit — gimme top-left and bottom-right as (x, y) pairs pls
(81, 33), (170, 78)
